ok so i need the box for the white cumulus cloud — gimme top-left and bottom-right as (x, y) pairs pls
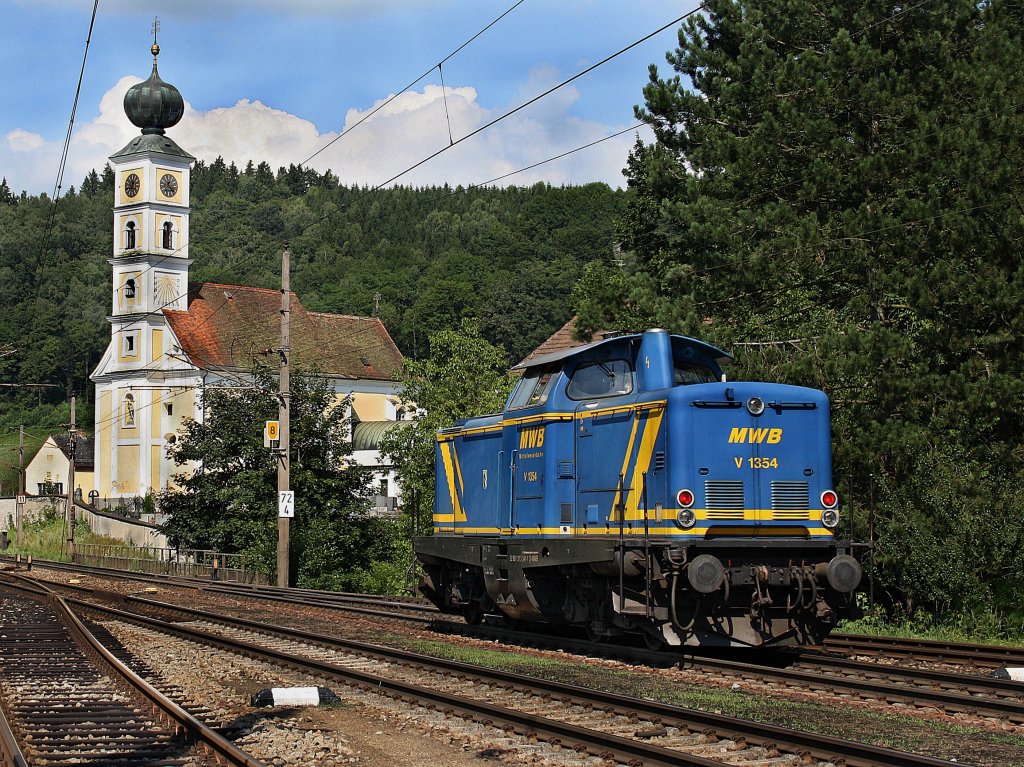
(3, 71), (643, 196)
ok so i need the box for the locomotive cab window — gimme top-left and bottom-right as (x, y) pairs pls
(508, 365), (558, 410)
(567, 359), (633, 400)
(673, 360), (717, 385)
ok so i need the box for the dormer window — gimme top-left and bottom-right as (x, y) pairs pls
(162, 221), (174, 250)
(125, 221), (136, 250)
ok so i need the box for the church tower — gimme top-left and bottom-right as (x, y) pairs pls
(92, 30), (197, 502)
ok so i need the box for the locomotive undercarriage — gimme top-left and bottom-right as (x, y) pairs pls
(416, 536), (861, 648)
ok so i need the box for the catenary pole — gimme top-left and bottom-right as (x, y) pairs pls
(16, 425), (24, 546)
(66, 396), (77, 558)
(277, 245), (291, 587)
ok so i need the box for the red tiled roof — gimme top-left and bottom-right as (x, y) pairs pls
(515, 317), (613, 368)
(163, 283), (402, 380)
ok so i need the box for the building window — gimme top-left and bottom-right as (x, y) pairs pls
(379, 478), (389, 497)
(164, 403), (173, 416)
(162, 221), (174, 250)
(38, 482), (63, 496)
(125, 221), (136, 249)
(122, 333), (138, 358)
(123, 392), (136, 429)
(124, 278), (136, 300)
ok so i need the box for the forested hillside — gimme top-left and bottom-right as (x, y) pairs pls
(0, 166), (623, 411)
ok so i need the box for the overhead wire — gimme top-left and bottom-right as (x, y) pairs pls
(102, 5), (705, 363)
(301, 0), (529, 166)
(91, 1), (996, 427)
(95, 0), (540, 354)
(19, 0), (101, 405)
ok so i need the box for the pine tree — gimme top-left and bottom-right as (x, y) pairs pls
(577, 0), (1024, 618)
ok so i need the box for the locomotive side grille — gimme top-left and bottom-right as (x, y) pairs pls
(704, 480), (745, 519)
(771, 481), (810, 518)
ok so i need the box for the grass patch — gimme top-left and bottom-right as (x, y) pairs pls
(840, 607), (1024, 648)
(364, 631), (1024, 765)
(5, 505), (130, 561)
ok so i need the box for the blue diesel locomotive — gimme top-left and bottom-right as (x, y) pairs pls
(415, 329), (861, 648)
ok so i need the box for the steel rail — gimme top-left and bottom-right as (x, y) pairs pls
(15, 562), (1024, 723)
(11, 556), (1024, 667)
(825, 633), (1024, 667)
(0, 574), (267, 767)
(0, 700), (30, 767)
(68, 597), (728, 767)
(71, 591), (959, 767)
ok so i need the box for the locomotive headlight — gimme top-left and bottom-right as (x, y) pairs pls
(820, 489), (839, 508)
(676, 508), (697, 529)
(676, 488), (695, 508)
(821, 508), (840, 529)
(746, 396), (765, 416)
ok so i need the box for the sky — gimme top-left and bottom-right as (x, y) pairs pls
(1, 0), (696, 197)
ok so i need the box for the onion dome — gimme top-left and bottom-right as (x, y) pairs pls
(123, 42), (184, 135)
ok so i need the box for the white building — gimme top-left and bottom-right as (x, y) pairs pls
(90, 39), (406, 510)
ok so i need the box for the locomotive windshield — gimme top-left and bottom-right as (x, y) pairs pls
(673, 360), (717, 385)
(567, 359), (634, 399)
(507, 365), (559, 409)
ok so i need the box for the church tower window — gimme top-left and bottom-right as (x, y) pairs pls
(124, 278), (136, 300)
(125, 221), (136, 249)
(162, 221), (174, 249)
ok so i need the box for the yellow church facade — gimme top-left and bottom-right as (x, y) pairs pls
(91, 41), (405, 510)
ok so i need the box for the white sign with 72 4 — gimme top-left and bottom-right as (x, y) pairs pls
(278, 490), (294, 518)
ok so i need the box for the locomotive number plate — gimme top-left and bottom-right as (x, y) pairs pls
(735, 456), (779, 469)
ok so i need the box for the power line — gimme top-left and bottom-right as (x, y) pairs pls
(98, 8), (702, 356)
(302, 0), (529, 166)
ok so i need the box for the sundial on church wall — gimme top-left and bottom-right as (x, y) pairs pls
(154, 272), (178, 308)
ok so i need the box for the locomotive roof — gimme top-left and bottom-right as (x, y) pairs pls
(511, 331), (732, 371)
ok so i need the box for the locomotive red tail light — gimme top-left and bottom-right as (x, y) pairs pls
(820, 489), (838, 508)
(676, 488), (695, 508)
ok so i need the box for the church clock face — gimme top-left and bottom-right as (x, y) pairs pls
(124, 173), (140, 198)
(160, 173), (179, 198)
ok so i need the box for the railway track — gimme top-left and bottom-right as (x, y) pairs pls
(52, 584), (960, 767)
(142, 581), (1024, 727)
(823, 633), (1024, 668)
(0, 576), (264, 767)
(14, 556), (1024, 669)
(12, 560), (1024, 730)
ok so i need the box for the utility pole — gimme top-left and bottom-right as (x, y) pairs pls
(65, 396), (77, 558)
(276, 245), (292, 588)
(16, 425), (24, 547)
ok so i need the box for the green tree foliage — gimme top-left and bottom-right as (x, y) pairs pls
(576, 0), (1024, 621)
(380, 320), (515, 535)
(0, 164), (623, 449)
(159, 366), (401, 588)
